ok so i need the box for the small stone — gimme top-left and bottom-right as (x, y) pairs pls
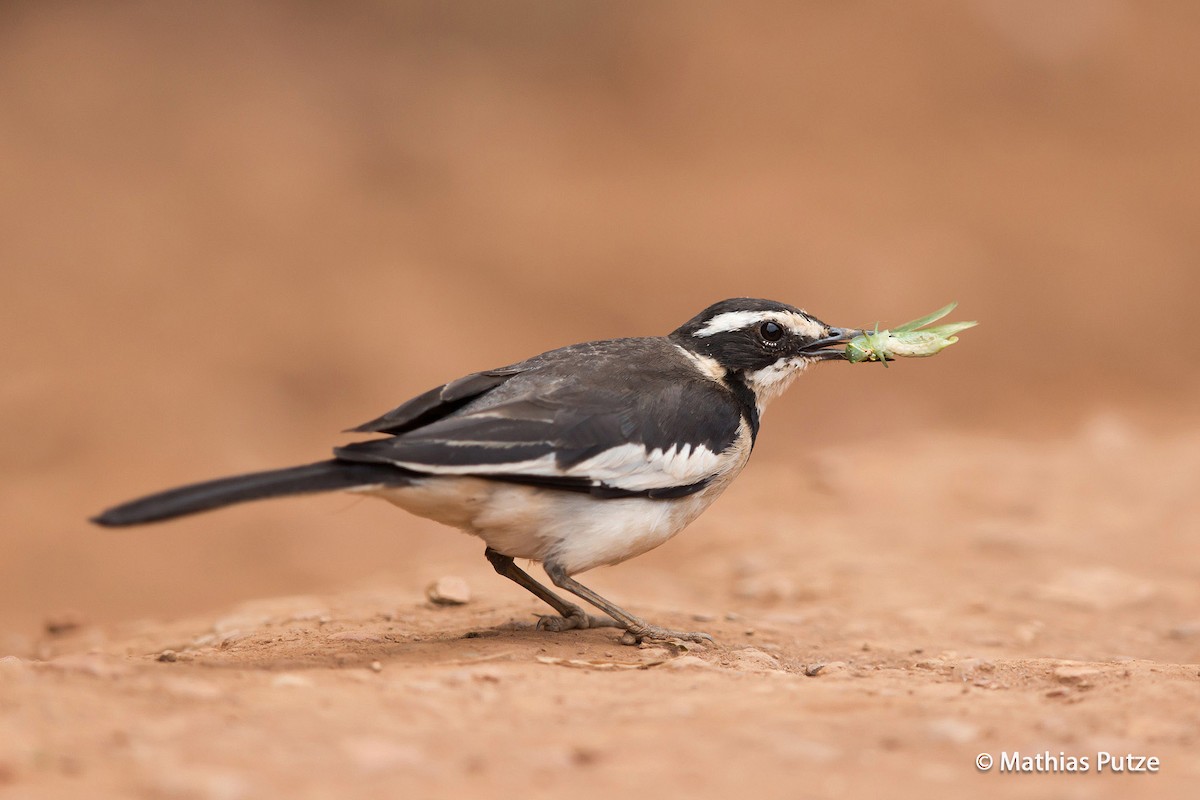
(369, 661), (383, 673)
(806, 661), (847, 676)
(44, 610), (84, 636)
(157, 650), (178, 663)
(426, 576), (471, 606)
(1167, 621), (1200, 639)
(731, 648), (780, 672)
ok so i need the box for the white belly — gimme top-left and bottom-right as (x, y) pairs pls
(362, 471), (737, 576)
(358, 418), (754, 575)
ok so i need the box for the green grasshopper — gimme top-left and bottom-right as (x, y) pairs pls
(846, 302), (977, 367)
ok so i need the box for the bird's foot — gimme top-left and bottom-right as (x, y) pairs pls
(535, 609), (621, 632)
(619, 624), (714, 646)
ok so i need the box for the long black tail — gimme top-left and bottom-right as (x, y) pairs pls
(92, 459), (411, 527)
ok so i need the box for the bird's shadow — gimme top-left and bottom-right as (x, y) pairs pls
(154, 613), (636, 672)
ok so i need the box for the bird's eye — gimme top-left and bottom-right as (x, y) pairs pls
(759, 321), (784, 343)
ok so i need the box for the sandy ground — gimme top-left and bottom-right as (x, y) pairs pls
(3, 2), (1200, 798)
(5, 422), (1199, 799)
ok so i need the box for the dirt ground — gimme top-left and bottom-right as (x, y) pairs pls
(3, 2), (1200, 798)
(5, 425), (1200, 799)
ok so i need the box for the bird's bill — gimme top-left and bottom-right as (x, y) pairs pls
(802, 326), (862, 361)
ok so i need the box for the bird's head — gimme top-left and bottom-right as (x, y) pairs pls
(670, 298), (858, 412)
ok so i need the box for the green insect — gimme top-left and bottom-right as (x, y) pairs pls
(845, 302), (977, 366)
(846, 322), (892, 366)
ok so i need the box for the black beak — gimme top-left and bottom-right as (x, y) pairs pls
(802, 326), (861, 361)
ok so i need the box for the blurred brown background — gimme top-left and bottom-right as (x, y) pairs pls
(2, 0), (1198, 635)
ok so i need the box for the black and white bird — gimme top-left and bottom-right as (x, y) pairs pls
(95, 298), (861, 644)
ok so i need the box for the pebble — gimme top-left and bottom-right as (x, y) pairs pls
(43, 610), (85, 636)
(731, 647), (781, 672)
(426, 576), (472, 606)
(805, 661), (847, 677)
(1167, 621), (1200, 639)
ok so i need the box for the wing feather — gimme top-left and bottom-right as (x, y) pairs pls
(348, 370), (521, 435)
(336, 339), (749, 497)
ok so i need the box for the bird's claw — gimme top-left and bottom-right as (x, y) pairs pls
(619, 625), (714, 646)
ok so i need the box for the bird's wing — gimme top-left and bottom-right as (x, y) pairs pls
(336, 341), (748, 498)
(348, 368), (524, 435)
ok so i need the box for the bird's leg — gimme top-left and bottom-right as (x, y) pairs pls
(542, 561), (714, 645)
(483, 548), (619, 631)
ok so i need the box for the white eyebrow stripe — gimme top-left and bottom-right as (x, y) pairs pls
(694, 310), (824, 339)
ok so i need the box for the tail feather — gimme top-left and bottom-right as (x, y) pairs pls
(92, 459), (410, 527)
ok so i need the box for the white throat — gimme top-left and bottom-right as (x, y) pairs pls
(742, 357), (811, 415)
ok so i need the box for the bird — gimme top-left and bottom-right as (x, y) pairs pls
(94, 298), (861, 644)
